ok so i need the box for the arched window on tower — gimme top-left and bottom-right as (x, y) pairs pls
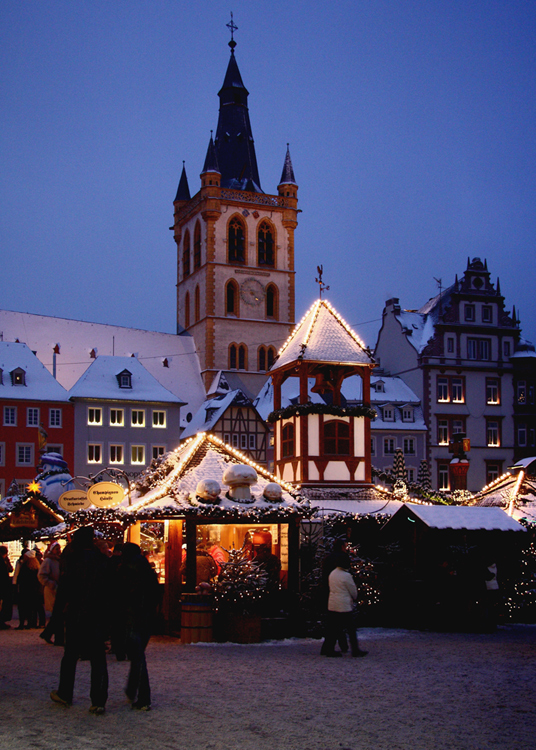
(266, 284), (278, 320)
(267, 346), (276, 369)
(324, 420), (351, 456)
(282, 423), (295, 458)
(229, 344), (237, 370)
(228, 217), (245, 264)
(238, 344), (247, 370)
(193, 222), (201, 270)
(183, 230), (191, 278)
(258, 346), (266, 372)
(258, 221), (275, 266)
(194, 285), (200, 323)
(184, 292), (190, 329)
(225, 280), (239, 316)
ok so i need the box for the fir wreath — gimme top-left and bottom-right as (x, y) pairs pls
(267, 402), (376, 423)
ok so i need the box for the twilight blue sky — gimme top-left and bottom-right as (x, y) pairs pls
(2, 1), (535, 350)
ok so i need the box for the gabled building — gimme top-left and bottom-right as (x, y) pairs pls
(68, 355), (184, 479)
(0, 342), (73, 498)
(172, 35), (298, 397)
(511, 340), (536, 462)
(374, 258), (520, 491)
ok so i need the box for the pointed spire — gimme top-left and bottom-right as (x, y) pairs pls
(484, 258), (488, 271)
(174, 162), (191, 203)
(454, 274), (459, 292)
(496, 277), (501, 296)
(279, 144), (297, 186)
(201, 132), (220, 175)
(512, 306), (517, 325)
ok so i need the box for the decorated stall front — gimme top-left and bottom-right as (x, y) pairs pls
(125, 433), (309, 640)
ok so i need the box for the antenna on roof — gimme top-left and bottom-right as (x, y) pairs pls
(433, 277), (443, 318)
(315, 265), (330, 299)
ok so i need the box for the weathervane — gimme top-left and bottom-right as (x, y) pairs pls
(315, 265), (330, 299)
(227, 12), (238, 50)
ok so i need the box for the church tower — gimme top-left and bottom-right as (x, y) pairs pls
(172, 28), (298, 397)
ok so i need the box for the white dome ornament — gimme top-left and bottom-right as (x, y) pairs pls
(263, 482), (283, 504)
(222, 464), (257, 503)
(195, 479), (221, 505)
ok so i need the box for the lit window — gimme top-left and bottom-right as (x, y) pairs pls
(152, 445), (166, 460)
(438, 420), (449, 445)
(110, 409), (124, 426)
(131, 410), (145, 427)
(4, 407), (16, 426)
(27, 408), (39, 427)
(438, 464), (450, 490)
(152, 411), (166, 428)
(16, 444), (34, 466)
(87, 444), (102, 463)
(383, 437), (396, 455)
(437, 378), (449, 402)
(282, 424), (294, 458)
(131, 445), (145, 464)
(486, 379), (500, 405)
(517, 381), (526, 404)
(11, 368), (26, 386)
(49, 408), (62, 428)
(486, 420), (500, 447)
(403, 438), (415, 455)
(109, 445), (124, 464)
(88, 408), (102, 426)
(451, 378), (464, 403)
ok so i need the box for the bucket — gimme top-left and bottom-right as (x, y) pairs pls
(180, 594), (213, 643)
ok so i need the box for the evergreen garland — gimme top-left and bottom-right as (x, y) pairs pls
(267, 402), (376, 424)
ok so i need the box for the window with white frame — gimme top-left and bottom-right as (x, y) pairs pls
(87, 444), (102, 463)
(131, 410), (145, 427)
(16, 444), (34, 466)
(248, 434), (256, 450)
(403, 438), (416, 455)
(438, 464), (450, 491)
(437, 376), (464, 403)
(486, 379), (500, 405)
(240, 434), (247, 450)
(4, 407), (16, 426)
(402, 407), (414, 422)
(438, 420), (449, 445)
(152, 411), (166, 428)
(49, 408), (62, 428)
(503, 340), (511, 358)
(486, 463), (501, 484)
(152, 445), (166, 460)
(88, 407), (102, 426)
(451, 378), (464, 403)
(47, 444), (63, 455)
(482, 305), (493, 323)
(467, 338), (491, 361)
(383, 438), (395, 455)
(464, 304), (475, 322)
(370, 437), (376, 456)
(109, 444), (124, 464)
(232, 434), (239, 448)
(223, 433), (230, 445)
(382, 406), (394, 422)
(27, 408), (40, 427)
(407, 467), (415, 482)
(437, 378), (449, 402)
(110, 409), (124, 427)
(447, 337), (455, 354)
(517, 424), (527, 447)
(131, 445), (145, 464)
(486, 420), (500, 447)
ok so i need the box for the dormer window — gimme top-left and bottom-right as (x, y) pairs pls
(117, 369), (132, 389)
(402, 406), (414, 422)
(11, 368), (26, 386)
(382, 405), (395, 422)
(373, 380), (385, 393)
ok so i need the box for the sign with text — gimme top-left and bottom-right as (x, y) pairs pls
(58, 490), (90, 513)
(87, 482), (125, 508)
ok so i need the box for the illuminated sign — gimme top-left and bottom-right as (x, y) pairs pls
(58, 490), (91, 513)
(87, 482), (125, 508)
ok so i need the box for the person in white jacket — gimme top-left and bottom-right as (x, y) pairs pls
(321, 553), (367, 657)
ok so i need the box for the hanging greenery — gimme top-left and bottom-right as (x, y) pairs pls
(267, 402), (376, 424)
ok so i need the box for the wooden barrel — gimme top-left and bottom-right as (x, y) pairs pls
(180, 595), (213, 643)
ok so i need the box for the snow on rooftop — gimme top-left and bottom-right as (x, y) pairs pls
(395, 310), (436, 354)
(0, 342), (70, 402)
(68, 355), (183, 403)
(274, 299), (374, 370)
(403, 504), (525, 531)
(0, 309), (206, 415)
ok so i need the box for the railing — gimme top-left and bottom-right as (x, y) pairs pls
(173, 188), (292, 224)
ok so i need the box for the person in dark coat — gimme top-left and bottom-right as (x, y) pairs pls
(16, 550), (41, 629)
(0, 546), (13, 628)
(50, 527), (110, 714)
(113, 542), (159, 711)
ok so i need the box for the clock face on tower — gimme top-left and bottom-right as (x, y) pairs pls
(240, 277), (265, 307)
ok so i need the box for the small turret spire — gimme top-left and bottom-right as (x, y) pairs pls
(201, 131), (220, 175)
(174, 161), (191, 203)
(279, 144), (297, 186)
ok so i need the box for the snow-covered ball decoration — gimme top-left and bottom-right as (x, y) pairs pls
(263, 482), (283, 503)
(222, 464), (257, 502)
(196, 479), (221, 505)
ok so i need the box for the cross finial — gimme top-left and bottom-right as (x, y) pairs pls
(227, 12), (238, 50)
(315, 265), (330, 299)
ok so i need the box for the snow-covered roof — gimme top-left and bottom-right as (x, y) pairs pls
(371, 404), (427, 432)
(512, 456), (536, 471)
(370, 375), (420, 404)
(254, 378), (330, 421)
(128, 433), (303, 518)
(0, 310), (206, 417)
(399, 504), (525, 531)
(0, 342), (70, 402)
(394, 310), (436, 354)
(181, 389), (260, 439)
(273, 299), (374, 370)
(68, 356), (183, 404)
(307, 498), (403, 517)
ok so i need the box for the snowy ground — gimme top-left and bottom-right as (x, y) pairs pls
(1, 623), (535, 750)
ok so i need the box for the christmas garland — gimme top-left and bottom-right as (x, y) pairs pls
(267, 403), (376, 424)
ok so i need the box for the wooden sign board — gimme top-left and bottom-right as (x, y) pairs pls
(59, 490), (91, 513)
(87, 482), (125, 508)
